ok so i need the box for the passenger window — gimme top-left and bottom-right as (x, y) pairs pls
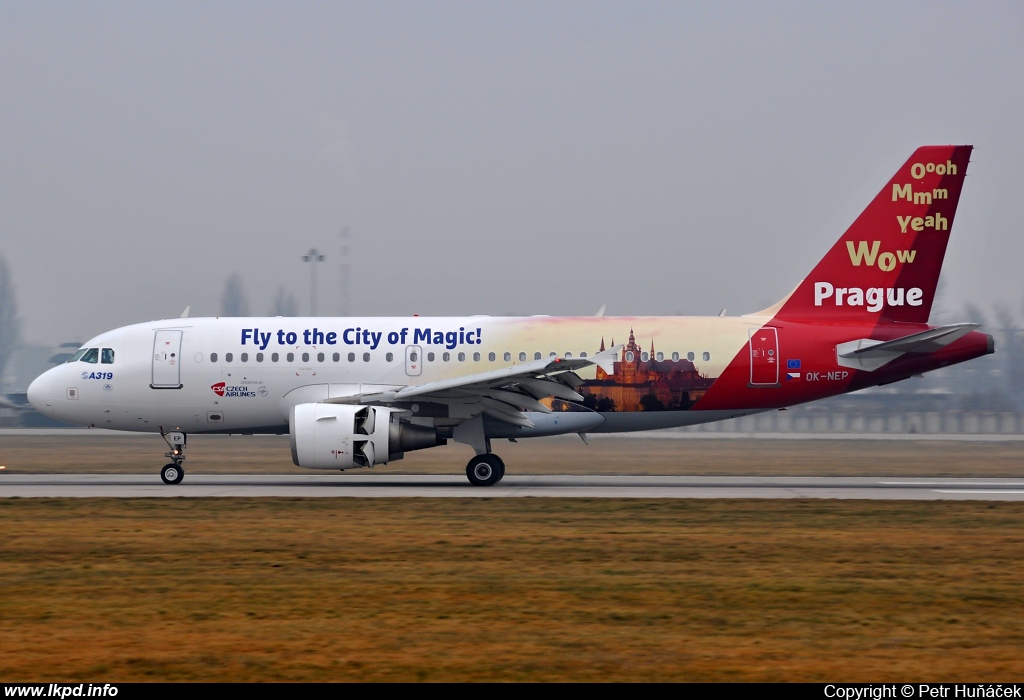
(81, 348), (99, 364)
(241, 353), (249, 362)
(504, 352), (511, 362)
(287, 353), (295, 362)
(256, 352), (264, 362)
(67, 349), (88, 363)
(317, 352), (325, 362)
(641, 352), (649, 361)
(362, 352), (370, 362)
(687, 352), (695, 362)
(302, 353), (310, 362)
(333, 353), (340, 362)
(656, 352), (664, 361)
(549, 352), (557, 357)
(703, 351), (711, 361)
(271, 353), (279, 362)
(348, 352), (355, 362)
(488, 352), (496, 362)
(458, 352), (466, 362)
(534, 352), (541, 361)
(580, 351), (588, 358)
(210, 352), (218, 363)
(386, 352), (394, 362)
(473, 352), (480, 362)
(225, 353), (233, 363)
(671, 352), (679, 361)
(427, 352), (435, 362)
(101, 348), (115, 364)
(443, 352), (450, 362)
(519, 352), (527, 362)
(626, 351), (634, 362)
(565, 352), (572, 358)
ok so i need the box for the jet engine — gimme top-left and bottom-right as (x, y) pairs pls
(289, 403), (444, 470)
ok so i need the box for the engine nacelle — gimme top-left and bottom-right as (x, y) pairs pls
(289, 403), (443, 470)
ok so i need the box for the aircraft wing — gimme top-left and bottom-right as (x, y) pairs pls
(322, 346), (621, 428)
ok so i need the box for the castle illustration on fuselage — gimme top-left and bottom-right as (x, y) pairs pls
(551, 328), (716, 412)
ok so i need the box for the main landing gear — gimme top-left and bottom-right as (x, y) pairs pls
(465, 453), (505, 487)
(159, 430), (187, 485)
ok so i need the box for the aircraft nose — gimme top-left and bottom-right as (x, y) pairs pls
(27, 370), (55, 416)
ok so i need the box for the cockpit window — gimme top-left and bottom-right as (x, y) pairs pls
(66, 349), (88, 363)
(101, 348), (115, 364)
(80, 348), (99, 364)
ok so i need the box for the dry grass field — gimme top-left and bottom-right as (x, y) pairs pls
(1, 498), (1023, 681)
(2, 435), (1023, 681)
(3, 432), (1024, 476)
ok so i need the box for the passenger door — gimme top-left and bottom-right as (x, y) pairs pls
(749, 327), (779, 387)
(405, 345), (423, 377)
(152, 330), (183, 389)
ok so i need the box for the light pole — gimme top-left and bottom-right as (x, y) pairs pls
(302, 248), (325, 316)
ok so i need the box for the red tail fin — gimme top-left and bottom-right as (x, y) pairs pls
(774, 145), (972, 324)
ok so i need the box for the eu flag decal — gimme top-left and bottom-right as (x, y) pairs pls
(787, 359), (801, 370)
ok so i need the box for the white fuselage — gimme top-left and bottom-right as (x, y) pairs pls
(27, 315), (756, 435)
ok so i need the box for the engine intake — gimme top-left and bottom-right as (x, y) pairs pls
(289, 403), (444, 470)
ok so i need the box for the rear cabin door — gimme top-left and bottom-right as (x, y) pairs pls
(152, 330), (183, 388)
(748, 326), (779, 386)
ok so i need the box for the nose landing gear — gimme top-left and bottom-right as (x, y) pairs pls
(160, 430), (187, 485)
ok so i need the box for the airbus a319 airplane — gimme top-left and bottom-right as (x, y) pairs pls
(28, 145), (993, 485)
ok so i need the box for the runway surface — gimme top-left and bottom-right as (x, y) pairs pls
(3, 474), (1024, 499)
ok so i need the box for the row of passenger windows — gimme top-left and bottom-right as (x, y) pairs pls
(202, 350), (712, 364)
(66, 347), (115, 364)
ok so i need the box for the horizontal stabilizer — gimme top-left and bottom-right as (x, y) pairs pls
(836, 323), (979, 371)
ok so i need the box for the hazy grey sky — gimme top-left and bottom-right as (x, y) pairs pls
(1, 1), (1022, 344)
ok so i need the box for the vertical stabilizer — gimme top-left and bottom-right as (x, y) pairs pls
(774, 145), (972, 324)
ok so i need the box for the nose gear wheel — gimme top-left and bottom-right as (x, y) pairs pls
(161, 463), (184, 485)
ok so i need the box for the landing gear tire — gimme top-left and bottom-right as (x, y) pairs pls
(161, 463), (184, 485)
(466, 454), (504, 487)
(159, 430), (187, 485)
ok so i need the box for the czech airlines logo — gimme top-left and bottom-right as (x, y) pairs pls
(211, 381), (263, 398)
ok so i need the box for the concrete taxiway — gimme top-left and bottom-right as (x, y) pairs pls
(2, 474), (1024, 500)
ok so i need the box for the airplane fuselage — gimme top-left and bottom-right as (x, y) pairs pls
(28, 313), (992, 436)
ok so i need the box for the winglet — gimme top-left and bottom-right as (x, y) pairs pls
(595, 305), (606, 317)
(180, 306), (190, 319)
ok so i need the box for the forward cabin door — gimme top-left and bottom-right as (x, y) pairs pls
(152, 330), (183, 389)
(405, 345), (423, 377)
(748, 327), (779, 387)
